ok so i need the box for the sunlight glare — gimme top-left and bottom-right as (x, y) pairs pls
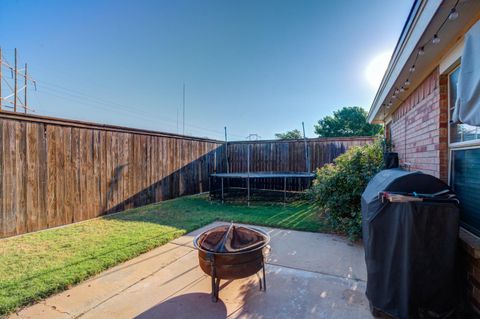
(365, 52), (392, 90)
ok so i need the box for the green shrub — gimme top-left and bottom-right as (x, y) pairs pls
(308, 140), (384, 240)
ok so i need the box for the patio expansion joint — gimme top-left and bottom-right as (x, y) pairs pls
(266, 261), (366, 283)
(73, 248), (196, 319)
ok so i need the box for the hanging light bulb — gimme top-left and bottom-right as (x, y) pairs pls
(418, 46), (425, 56)
(409, 65), (416, 72)
(400, 86), (405, 92)
(405, 79), (411, 87)
(449, 8), (459, 20)
(432, 34), (440, 44)
(395, 88), (400, 95)
(388, 101), (393, 107)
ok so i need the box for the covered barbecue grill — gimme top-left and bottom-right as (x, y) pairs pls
(193, 224), (270, 302)
(361, 169), (460, 319)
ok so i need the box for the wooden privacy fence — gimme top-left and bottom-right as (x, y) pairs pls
(227, 137), (375, 172)
(0, 112), (225, 238)
(0, 111), (375, 238)
(222, 137), (376, 192)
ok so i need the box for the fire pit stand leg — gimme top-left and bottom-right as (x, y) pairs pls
(257, 273), (263, 291)
(262, 259), (267, 292)
(257, 258), (267, 291)
(209, 254), (220, 302)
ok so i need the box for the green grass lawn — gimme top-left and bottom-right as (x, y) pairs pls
(0, 195), (322, 317)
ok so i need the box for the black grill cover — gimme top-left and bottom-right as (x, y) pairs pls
(361, 169), (460, 319)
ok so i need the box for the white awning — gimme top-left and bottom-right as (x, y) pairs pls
(452, 20), (480, 126)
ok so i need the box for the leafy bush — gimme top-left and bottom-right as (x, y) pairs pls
(308, 140), (384, 240)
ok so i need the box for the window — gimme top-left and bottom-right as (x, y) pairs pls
(449, 66), (480, 236)
(451, 149), (480, 235)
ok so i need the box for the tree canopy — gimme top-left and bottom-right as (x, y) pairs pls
(275, 129), (303, 140)
(314, 106), (383, 137)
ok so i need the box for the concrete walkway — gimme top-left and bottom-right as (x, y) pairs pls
(11, 222), (372, 319)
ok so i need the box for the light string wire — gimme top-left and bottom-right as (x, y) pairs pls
(384, 0), (460, 111)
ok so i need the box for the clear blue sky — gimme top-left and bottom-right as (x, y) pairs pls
(1, 0), (412, 140)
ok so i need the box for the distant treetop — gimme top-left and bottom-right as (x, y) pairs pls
(314, 106), (383, 137)
(275, 129), (303, 140)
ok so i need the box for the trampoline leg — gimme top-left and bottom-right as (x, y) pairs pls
(221, 177), (224, 203)
(283, 177), (287, 206)
(247, 177), (250, 206)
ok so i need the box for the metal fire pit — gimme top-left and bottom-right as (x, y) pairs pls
(193, 223), (270, 302)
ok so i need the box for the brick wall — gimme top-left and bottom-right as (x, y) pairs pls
(389, 68), (449, 182)
(460, 229), (480, 316)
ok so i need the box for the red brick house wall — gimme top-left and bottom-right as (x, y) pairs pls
(389, 67), (480, 315)
(389, 68), (449, 182)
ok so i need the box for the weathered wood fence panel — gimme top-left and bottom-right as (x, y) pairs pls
(224, 137), (375, 191)
(0, 112), (374, 238)
(0, 112), (224, 238)
(226, 137), (375, 173)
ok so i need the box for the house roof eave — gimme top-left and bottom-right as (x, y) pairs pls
(367, 0), (442, 124)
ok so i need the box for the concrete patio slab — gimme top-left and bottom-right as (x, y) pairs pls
(10, 222), (371, 319)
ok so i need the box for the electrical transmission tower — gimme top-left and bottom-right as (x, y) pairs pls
(0, 47), (37, 113)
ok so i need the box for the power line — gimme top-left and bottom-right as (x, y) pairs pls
(35, 81), (245, 139)
(0, 48), (245, 139)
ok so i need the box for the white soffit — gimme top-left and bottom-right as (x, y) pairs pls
(368, 0), (480, 124)
(368, 0), (441, 123)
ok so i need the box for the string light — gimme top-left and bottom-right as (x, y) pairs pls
(383, 2), (459, 112)
(449, 8), (458, 20)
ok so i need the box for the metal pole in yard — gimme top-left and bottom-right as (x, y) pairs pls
(221, 177), (224, 203)
(284, 176), (287, 206)
(247, 177), (250, 207)
(247, 143), (250, 206)
(302, 122), (309, 172)
(247, 143), (250, 174)
(224, 126), (229, 173)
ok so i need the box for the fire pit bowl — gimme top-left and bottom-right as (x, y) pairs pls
(193, 223), (270, 302)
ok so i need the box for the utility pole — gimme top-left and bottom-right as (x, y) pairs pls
(24, 63), (27, 114)
(14, 48), (17, 112)
(182, 83), (185, 135)
(0, 47), (2, 111)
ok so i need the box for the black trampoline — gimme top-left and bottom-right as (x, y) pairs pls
(210, 130), (315, 204)
(210, 172), (315, 204)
